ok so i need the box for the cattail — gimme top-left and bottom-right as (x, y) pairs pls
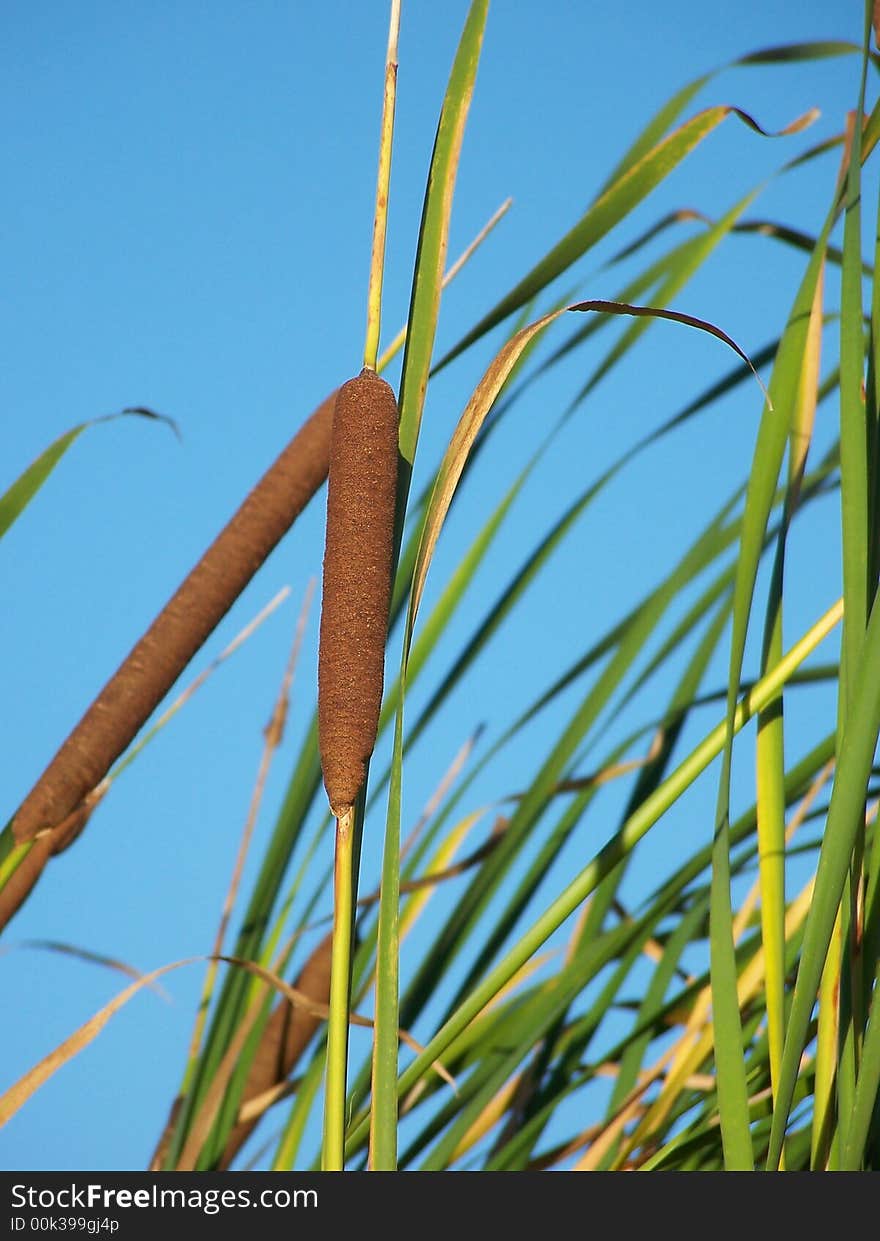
(318, 369), (399, 817)
(10, 391), (336, 854)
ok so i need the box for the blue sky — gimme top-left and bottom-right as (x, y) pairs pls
(1, 1), (871, 1170)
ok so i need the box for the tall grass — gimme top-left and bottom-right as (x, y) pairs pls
(3, 4), (880, 1171)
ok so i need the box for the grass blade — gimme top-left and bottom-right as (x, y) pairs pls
(767, 593), (880, 1167)
(0, 409), (176, 541)
(0, 958), (197, 1127)
(438, 105), (816, 369)
(756, 262), (825, 1120)
(709, 189), (835, 1166)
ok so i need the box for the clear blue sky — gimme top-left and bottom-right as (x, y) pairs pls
(1, 0), (869, 1170)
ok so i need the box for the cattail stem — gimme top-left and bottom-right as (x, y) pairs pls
(363, 0), (401, 372)
(322, 804), (357, 1170)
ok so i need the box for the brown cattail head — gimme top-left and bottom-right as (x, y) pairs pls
(318, 369), (399, 817)
(10, 392), (336, 851)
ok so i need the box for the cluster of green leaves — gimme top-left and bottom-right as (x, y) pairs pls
(4, 2), (880, 1171)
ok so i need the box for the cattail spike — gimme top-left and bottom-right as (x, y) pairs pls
(318, 369), (399, 816)
(9, 391), (336, 859)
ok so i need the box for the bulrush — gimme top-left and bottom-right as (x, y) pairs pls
(318, 369), (399, 817)
(3, 392), (337, 929)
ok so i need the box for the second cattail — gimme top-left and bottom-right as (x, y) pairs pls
(318, 368), (399, 817)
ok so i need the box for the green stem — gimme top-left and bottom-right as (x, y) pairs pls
(0, 826), (32, 892)
(323, 805), (357, 1170)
